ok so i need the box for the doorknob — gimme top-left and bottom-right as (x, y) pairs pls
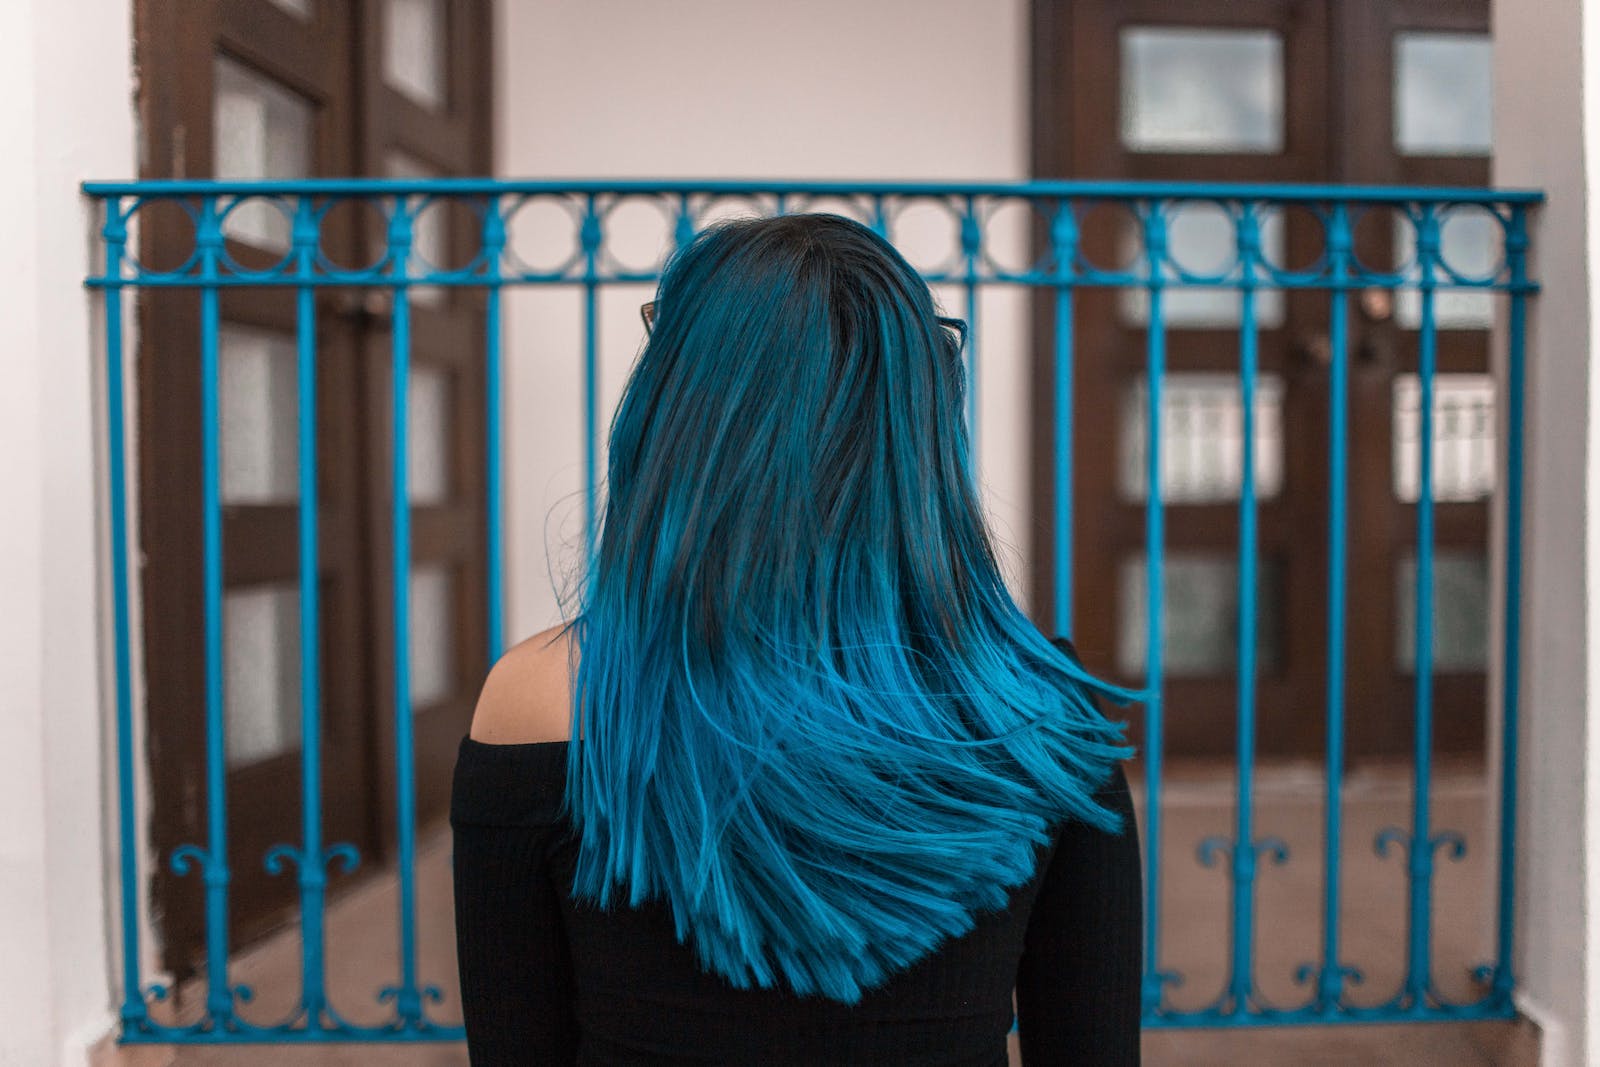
(1358, 286), (1394, 324)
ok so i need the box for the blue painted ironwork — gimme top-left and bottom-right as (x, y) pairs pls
(484, 197), (507, 662)
(1049, 204), (1077, 638)
(84, 178), (1539, 1043)
(1297, 202), (1366, 1011)
(1194, 200), (1292, 1021)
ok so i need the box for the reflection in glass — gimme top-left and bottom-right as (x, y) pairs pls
(213, 56), (313, 249)
(1121, 28), (1283, 153)
(1395, 33), (1492, 156)
(221, 326), (299, 505)
(1396, 552), (1488, 672)
(1119, 206), (1286, 328)
(1120, 373), (1285, 503)
(267, 0), (313, 18)
(1118, 555), (1282, 678)
(410, 565), (455, 710)
(409, 364), (452, 505)
(386, 0), (447, 110)
(1392, 373), (1497, 502)
(225, 585), (302, 767)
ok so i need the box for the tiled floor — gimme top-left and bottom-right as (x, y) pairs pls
(94, 761), (1539, 1066)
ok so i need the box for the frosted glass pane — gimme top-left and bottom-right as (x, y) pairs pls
(1121, 28), (1283, 153)
(1118, 555), (1282, 678)
(408, 365), (451, 505)
(1395, 211), (1498, 329)
(410, 565), (455, 709)
(1392, 374), (1496, 502)
(387, 151), (447, 307)
(1119, 207), (1286, 327)
(1396, 552), (1488, 672)
(220, 326), (298, 505)
(386, 0), (446, 110)
(214, 56), (312, 249)
(1395, 33), (1492, 156)
(225, 585), (302, 767)
(1120, 373), (1284, 503)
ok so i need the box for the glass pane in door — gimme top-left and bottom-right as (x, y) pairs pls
(220, 326), (299, 505)
(1121, 28), (1284, 153)
(1119, 373), (1285, 502)
(1117, 553), (1283, 678)
(409, 564), (456, 709)
(213, 56), (313, 249)
(224, 584), (303, 767)
(1394, 33), (1492, 156)
(408, 364), (452, 505)
(1391, 373), (1496, 502)
(385, 0), (447, 110)
(1395, 551), (1489, 672)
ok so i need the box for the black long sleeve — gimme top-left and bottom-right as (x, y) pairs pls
(452, 741), (579, 1062)
(1016, 759), (1143, 1064)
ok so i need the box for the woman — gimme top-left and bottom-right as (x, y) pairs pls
(451, 213), (1143, 1065)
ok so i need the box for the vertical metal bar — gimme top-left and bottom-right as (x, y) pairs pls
(1141, 200), (1168, 1013)
(1407, 204), (1441, 1006)
(292, 197), (329, 1029)
(1492, 205), (1529, 1007)
(483, 197), (506, 662)
(961, 196), (981, 450)
(197, 196), (233, 1023)
(581, 196), (601, 559)
(1320, 202), (1354, 1010)
(869, 195), (889, 240)
(1230, 201), (1262, 1015)
(103, 198), (147, 1030)
(675, 193), (696, 252)
(1051, 199), (1078, 638)
(388, 194), (423, 1026)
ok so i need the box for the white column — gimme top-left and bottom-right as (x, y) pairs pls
(0, 1), (136, 1064)
(1493, 1), (1600, 1063)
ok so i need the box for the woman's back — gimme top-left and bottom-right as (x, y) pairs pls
(451, 214), (1144, 1063)
(451, 629), (1142, 1065)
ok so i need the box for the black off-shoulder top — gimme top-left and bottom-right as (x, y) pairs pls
(449, 737), (1141, 1066)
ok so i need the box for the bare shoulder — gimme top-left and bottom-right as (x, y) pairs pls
(468, 623), (577, 744)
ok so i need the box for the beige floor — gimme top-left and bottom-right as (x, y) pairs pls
(93, 762), (1540, 1066)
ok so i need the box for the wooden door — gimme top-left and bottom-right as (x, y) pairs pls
(133, 0), (491, 982)
(1031, 0), (1493, 764)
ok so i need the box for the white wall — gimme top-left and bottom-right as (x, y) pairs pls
(1493, 0), (1598, 1063)
(0, 0), (136, 1063)
(494, 0), (1033, 643)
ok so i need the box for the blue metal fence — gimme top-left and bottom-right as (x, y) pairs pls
(84, 178), (1540, 1042)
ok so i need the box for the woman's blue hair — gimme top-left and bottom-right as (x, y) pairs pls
(562, 212), (1137, 1003)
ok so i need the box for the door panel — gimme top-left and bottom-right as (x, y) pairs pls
(134, 0), (491, 981)
(1031, 0), (1490, 764)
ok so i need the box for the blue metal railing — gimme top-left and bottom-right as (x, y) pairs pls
(84, 178), (1540, 1042)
